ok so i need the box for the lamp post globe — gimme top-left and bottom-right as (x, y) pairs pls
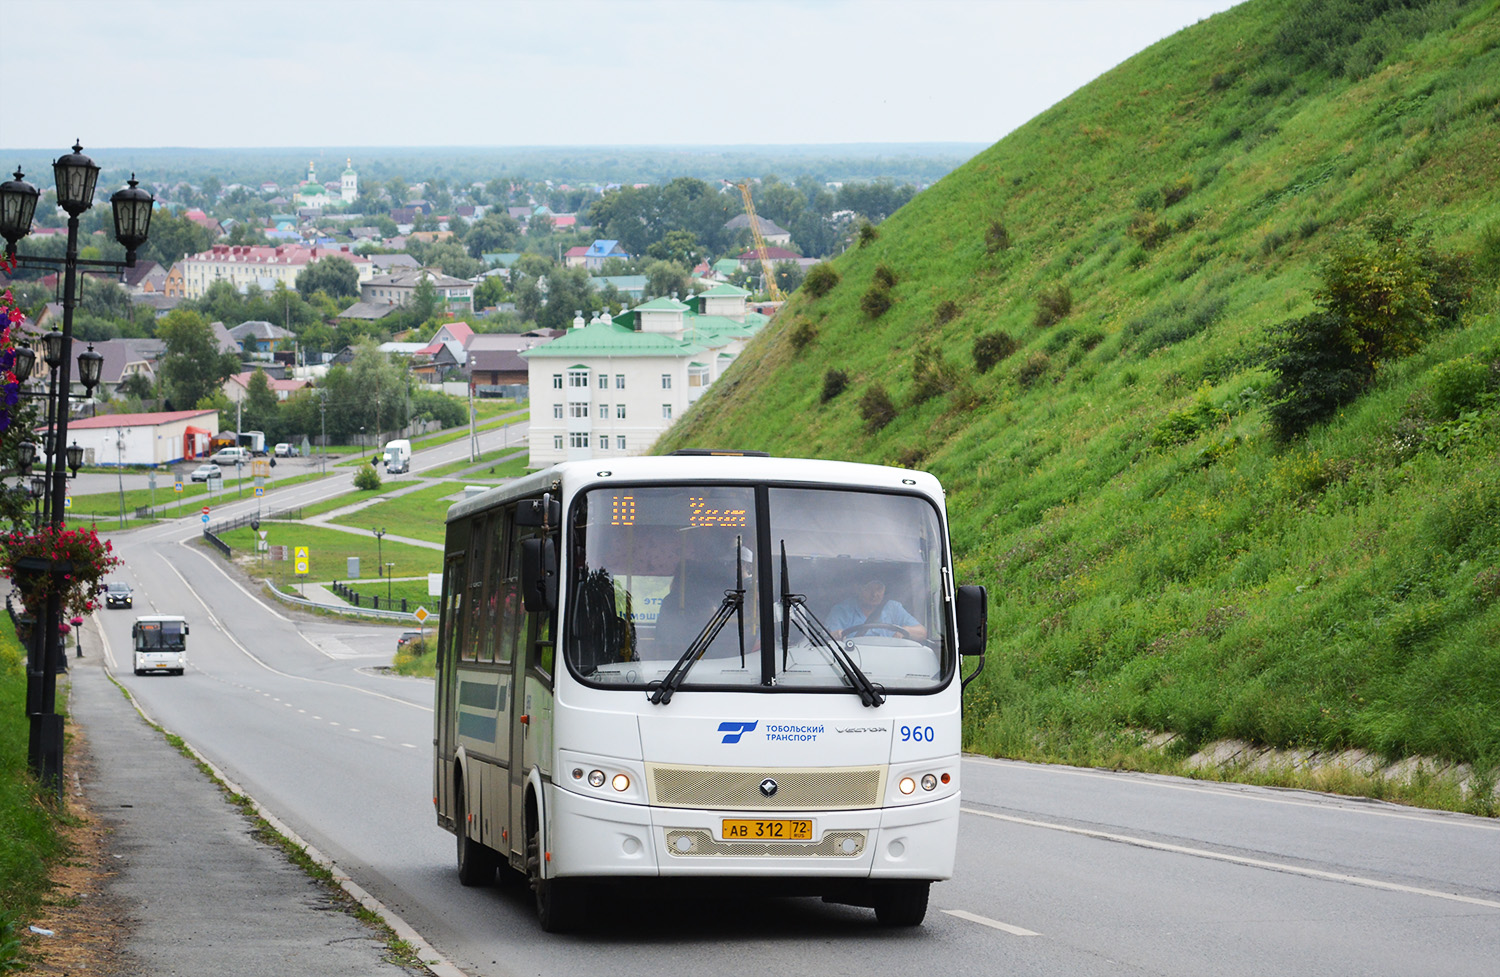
(0, 168), (39, 254)
(52, 141), (100, 217)
(110, 175), (153, 265)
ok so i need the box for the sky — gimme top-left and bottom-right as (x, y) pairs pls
(1, 0), (1243, 151)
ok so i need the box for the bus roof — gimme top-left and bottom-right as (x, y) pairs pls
(445, 455), (944, 524)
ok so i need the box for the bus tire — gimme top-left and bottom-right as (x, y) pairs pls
(872, 880), (929, 927)
(455, 777), (496, 887)
(527, 813), (584, 932)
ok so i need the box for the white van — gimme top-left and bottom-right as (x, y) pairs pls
(132, 615), (189, 676)
(384, 439), (412, 474)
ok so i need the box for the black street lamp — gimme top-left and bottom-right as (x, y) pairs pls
(1, 143), (154, 796)
(372, 527), (386, 604)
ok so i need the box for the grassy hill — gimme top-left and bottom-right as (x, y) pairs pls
(661, 0), (1500, 812)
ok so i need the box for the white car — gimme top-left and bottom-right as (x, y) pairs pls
(190, 463), (222, 482)
(209, 446), (249, 465)
(274, 442), (294, 457)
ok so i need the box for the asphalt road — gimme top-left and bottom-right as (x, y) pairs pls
(82, 424), (1500, 977)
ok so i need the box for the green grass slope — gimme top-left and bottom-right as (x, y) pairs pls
(661, 0), (1500, 809)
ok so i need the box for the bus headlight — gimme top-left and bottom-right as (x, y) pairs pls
(588, 769), (606, 788)
(921, 774), (938, 791)
(611, 773), (630, 792)
(898, 777), (916, 795)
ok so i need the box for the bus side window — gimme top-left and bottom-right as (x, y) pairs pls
(496, 507), (522, 665)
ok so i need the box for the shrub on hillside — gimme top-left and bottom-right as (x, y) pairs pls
(1266, 225), (1474, 440)
(1016, 351), (1051, 388)
(858, 223), (879, 248)
(1427, 355), (1494, 419)
(1128, 211), (1172, 250)
(1161, 176), (1193, 207)
(985, 220), (1011, 253)
(802, 262), (840, 298)
(1033, 284), (1073, 328)
(354, 463), (382, 491)
(821, 368), (850, 403)
(910, 344), (960, 405)
(861, 285), (893, 319)
(935, 299), (959, 324)
(859, 384), (898, 431)
(788, 318), (818, 352)
(973, 330), (1018, 373)
(873, 264), (898, 290)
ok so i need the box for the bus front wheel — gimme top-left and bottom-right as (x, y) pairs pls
(872, 880), (930, 927)
(526, 813), (584, 932)
(455, 778), (496, 886)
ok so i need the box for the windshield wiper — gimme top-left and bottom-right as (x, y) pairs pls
(779, 542), (885, 707)
(647, 535), (746, 705)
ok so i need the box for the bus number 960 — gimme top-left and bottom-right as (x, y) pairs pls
(900, 725), (935, 743)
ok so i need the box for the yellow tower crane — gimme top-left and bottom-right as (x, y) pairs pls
(730, 180), (784, 302)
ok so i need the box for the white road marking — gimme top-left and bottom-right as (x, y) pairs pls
(963, 755), (1500, 833)
(962, 807), (1500, 911)
(941, 909), (1039, 936)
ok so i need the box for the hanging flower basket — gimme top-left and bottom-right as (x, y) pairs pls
(1, 525), (120, 621)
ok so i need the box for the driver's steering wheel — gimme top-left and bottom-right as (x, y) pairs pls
(839, 622), (911, 641)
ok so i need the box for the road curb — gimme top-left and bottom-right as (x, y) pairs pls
(96, 622), (468, 977)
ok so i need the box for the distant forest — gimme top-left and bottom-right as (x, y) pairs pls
(3, 144), (986, 193)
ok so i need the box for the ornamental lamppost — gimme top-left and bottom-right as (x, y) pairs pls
(1, 143), (153, 795)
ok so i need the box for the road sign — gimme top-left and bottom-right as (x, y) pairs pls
(294, 545), (309, 576)
(255, 486), (264, 497)
(174, 477), (183, 493)
(64, 496), (71, 509)
(414, 606), (430, 624)
(201, 514), (209, 524)
(202, 506), (210, 515)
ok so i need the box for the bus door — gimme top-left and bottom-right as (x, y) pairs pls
(434, 552), (465, 830)
(507, 507), (557, 868)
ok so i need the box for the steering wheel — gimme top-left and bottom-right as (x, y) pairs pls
(839, 622), (911, 640)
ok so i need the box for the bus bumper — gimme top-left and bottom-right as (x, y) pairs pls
(547, 785), (958, 881)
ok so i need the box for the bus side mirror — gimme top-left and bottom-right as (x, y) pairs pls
(521, 536), (557, 612)
(955, 585), (987, 657)
(516, 494), (561, 528)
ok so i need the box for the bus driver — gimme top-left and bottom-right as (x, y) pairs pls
(828, 575), (927, 641)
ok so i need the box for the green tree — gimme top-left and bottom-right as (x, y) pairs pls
(647, 230), (701, 269)
(296, 256), (360, 300)
(157, 309), (241, 410)
(466, 212), (522, 258)
(643, 260), (691, 301)
(240, 369), (282, 440)
(141, 208), (217, 268)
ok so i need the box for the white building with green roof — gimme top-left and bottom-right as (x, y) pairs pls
(522, 284), (769, 466)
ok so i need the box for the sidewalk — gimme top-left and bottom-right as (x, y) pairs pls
(61, 630), (423, 977)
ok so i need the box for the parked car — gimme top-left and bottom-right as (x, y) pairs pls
(396, 631), (424, 652)
(209, 446), (249, 465)
(190, 463), (222, 483)
(103, 581), (133, 608)
(274, 442), (294, 457)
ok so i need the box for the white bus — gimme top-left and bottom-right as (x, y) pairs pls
(432, 454), (987, 931)
(131, 615), (189, 676)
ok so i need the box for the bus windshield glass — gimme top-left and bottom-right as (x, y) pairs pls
(136, 621), (186, 651)
(566, 484), (949, 694)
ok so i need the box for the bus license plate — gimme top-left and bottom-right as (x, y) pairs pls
(721, 818), (812, 841)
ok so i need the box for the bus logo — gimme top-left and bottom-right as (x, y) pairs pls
(718, 721), (757, 743)
(759, 778), (778, 797)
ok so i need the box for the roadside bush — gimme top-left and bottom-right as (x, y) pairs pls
(821, 368), (850, 403)
(859, 384), (898, 431)
(973, 331), (1018, 373)
(861, 285), (893, 319)
(985, 220), (1011, 253)
(354, 464), (383, 491)
(935, 299), (960, 324)
(802, 262), (840, 298)
(1034, 284), (1073, 328)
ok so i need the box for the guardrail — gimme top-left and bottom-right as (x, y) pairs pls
(267, 583), (418, 622)
(328, 580), (413, 613)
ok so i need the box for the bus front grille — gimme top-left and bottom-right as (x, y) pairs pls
(664, 829), (867, 858)
(646, 764), (885, 810)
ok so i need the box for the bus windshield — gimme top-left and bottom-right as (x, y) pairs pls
(135, 621), (186, 651)
(566, 484), (949, 695)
